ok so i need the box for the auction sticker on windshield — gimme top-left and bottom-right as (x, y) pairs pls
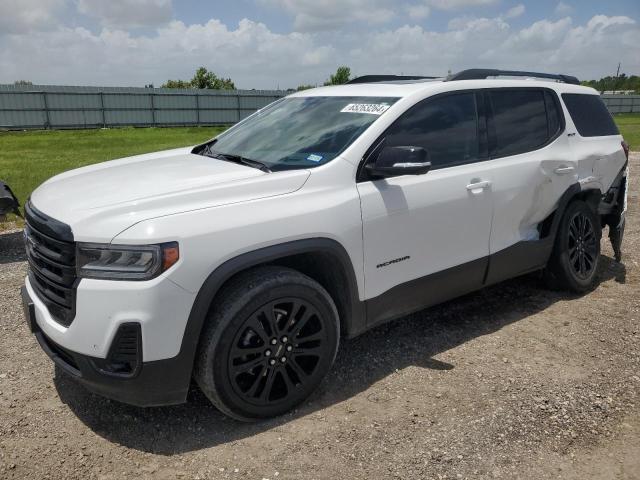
(341, 103), (391, 115)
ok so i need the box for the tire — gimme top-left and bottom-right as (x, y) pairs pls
(194, 266), (340, 421)
(545, 200), (601, 293)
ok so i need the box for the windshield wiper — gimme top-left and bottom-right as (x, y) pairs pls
(222, 154), (272, 173)
(201, 145), (271, 173)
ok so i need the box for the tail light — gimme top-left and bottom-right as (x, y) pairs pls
(622, 141), (629, 161)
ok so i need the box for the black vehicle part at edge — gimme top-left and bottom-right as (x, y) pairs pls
(598, 164), (628, 262)
(0, 180), (20, 217)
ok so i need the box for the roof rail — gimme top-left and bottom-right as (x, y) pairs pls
(447, 69), (580, 85)
(346, 75), (438, 84)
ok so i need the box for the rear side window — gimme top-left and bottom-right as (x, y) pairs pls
(488, 89), (550, 157)
(383, 92), (479, 169)
(561, 93), (619, 137)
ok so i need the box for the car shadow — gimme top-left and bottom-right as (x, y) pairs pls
(54, 256), (625, 455)
(0, 230), (26, 264)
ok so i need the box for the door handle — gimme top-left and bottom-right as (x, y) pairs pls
(554, 165), (575, 175)
(466, 180), (491, 191)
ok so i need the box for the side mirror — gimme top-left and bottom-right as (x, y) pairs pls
(365, 146), (431, 178)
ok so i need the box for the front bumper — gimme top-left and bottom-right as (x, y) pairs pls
(24, 271), (196, 362)
(22, 286), (192, 407)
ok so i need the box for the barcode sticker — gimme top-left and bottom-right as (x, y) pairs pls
(340, 103), (391, 115)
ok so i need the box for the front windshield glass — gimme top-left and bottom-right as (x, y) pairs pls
(207, 96), (399, 171)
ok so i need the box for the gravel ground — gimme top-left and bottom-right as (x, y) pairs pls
(1, 154), (639, 480)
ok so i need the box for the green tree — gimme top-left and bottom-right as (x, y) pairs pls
(162, 67), (236, 90)
(13, 80), (33, 86)
(190, 67), (217, 89)
(212, 76), (236, 90)
(161, 79), (191, 89)
(191, 67), (236, 90)
(324, 66), (351, 86)
(581, 73), (640, 93)
(296, 84), (316, 91)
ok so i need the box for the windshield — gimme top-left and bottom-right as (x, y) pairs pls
(204, 96), (399, 171)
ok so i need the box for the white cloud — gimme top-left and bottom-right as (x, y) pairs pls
(495, 17), (573, 54)
(477, 15), (638, 76)
(0, 19), (335, 88)
(426, 0), (499, 11)
(0, 0), (65, 34)
(0, 12), (638, 88)
(504, 4), (525, 19)
(555, 2), (573, 16)
(260, 0), (502, 30)
(352, 14), (639, 80)
(260, 0), (395, 31)
(77, 0), (173, 28)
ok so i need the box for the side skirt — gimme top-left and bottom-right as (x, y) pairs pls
(363, 238), (556, 332)
(365, 257), (488, 330)
(484, 238), (553, 287)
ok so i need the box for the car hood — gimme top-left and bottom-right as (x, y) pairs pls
(30, 147), (310, 241)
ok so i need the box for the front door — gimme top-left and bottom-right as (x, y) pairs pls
(357, 92), (493, 324)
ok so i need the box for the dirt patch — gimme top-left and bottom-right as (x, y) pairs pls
(1, 155), (639, 480)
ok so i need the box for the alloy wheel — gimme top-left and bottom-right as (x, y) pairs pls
(227, 298), (328, 406)
(568, 211), (598, 279)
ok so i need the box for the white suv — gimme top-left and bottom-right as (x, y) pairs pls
(21, 69), (629, 421)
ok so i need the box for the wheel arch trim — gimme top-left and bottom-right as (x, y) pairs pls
(177, 238), (365, 383)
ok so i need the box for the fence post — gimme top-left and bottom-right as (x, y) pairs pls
(150, 93), (156, 126)
(237, 93), (242, 122)
(195, 93), (200, 125)
(100, 92), (106, 128)
(42, 92), (50, 129)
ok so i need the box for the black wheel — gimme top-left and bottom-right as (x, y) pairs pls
(194, 266), (340, 421)
(546, 200), (601, 292)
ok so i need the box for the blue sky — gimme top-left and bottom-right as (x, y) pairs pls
(0, 0), (638, 89)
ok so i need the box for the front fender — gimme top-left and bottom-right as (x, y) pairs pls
(172, 238), (366, 386)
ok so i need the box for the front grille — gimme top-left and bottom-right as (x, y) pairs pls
(24, 201), (77, 327)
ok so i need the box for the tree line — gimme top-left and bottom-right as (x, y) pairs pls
(157, 66), (353, 91)
(161, 67), (236, 90)
(158, 68), (640, 94)
(18, 67), (637, 93)
(10, 65), (353, 91)
(581, 73), (640, 93)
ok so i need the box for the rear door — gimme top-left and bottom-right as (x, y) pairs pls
(482, 88), (574, 283)
(357, 91), (493, 321)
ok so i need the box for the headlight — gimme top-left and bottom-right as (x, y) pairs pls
(76, 242), (179, 280)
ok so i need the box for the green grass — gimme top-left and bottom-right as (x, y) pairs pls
(0, 126), (226, 213)
(614, 113), (640, 150)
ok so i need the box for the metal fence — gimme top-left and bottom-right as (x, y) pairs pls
(0, 84), (286, 130)
(0, 84), (638, 131)
(601, 94), (640, 114)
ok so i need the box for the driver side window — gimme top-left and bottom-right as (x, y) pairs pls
(383, 92), (479, 169)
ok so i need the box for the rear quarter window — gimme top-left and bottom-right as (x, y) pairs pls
(561, 93), (619, 137)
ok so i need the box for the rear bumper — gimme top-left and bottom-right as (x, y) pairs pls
(22, 286), (192, 407)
